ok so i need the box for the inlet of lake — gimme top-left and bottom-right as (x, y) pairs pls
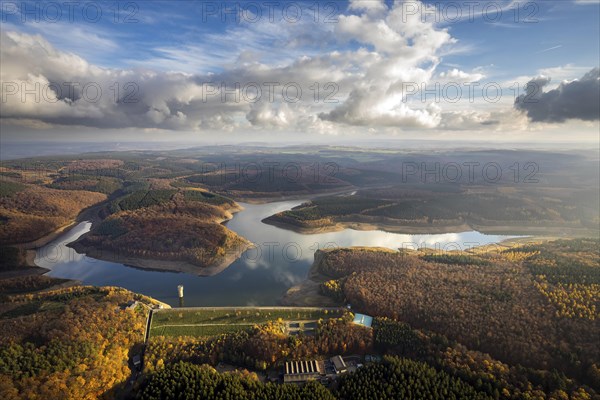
(36, 200), (519, 307)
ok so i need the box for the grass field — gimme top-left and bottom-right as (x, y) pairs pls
(148, 307), (344, 339)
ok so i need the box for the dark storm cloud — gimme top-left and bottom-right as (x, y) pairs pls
(515, 68), (600, 123)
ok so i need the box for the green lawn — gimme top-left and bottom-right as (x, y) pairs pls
(148, 307), (343, 339)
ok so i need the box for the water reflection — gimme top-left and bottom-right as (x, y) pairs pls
(37, 200), (519, 306)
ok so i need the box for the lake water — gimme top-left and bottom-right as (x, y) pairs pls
(37, 200), (518, 306)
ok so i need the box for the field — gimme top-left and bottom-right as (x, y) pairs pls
(148, 307), (344, 338)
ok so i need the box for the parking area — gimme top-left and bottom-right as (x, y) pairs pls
(286, 321), (318, 335)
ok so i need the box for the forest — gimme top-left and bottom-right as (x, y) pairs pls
(514, 239), (599, 320)
(0, 285), (160, 399)
(265, 187), (599, 235)
(139, 313), (598, 400)
(335, 356), (492, 400)
(72, 188), (249, 270)
(137, 357), (493, 400)
(0, 148), (598, 399)
(312, 239), (600, 391)
(1, 154), (255, 271)
(0, 182), (106, 245)
(138, 361), (334, 400)
(369, 317), (598, 399)
(1, 239), (598, 399)
(139, 270), (599, 399)
(1, 148), (598, 268)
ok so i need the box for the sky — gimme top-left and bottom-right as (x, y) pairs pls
(0, 0), (599, 145)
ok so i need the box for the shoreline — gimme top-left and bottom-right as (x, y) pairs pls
(54, 202), (251, 277)
(13, 221), (80, 252)
(9, 221), (82, 272)
(8, 197), (249, 275)
(262, 215), (598, 237)
(7, 191), (596, 308)
(68, 239), (253, 277)
(9, 196), (114, 269)
(280, 247), (337, 307)
(278, 235), (574, 307)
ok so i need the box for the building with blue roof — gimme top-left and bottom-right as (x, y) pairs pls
(352, 313), (373, 328)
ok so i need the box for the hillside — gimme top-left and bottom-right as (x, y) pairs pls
(0, 285), (161, 399)
(1, 239), (598, 399)
(296, 239), (600, 389)
(71, 189), (250, 274)
(1, 158), (252, 274)
(0, 181), (106, 245)
(264, 187), (599, 236)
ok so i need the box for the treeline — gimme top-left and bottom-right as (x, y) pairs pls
(0, 275), (69, 298)
(142, 312), (599, 400)
(182, 190), (235, 206)
(77, 210), (246, 267)
(0, 181), (26, 197)
(371, 317), (597, 399)
(109, 189), (176, 213)
(184, 163), (350, 195)
(420, 253), (490, 266)
(374, 317), (424, 356)
(335, 356), (492, 400)
(284, 197), (388, 221)
(514, 239), (600, 285)
(48, 175), (122, 194)
(137, 361), (334, 400)
(320, 279), (345, 302)
(136, 357), (498, 400)
(0, 247), (26, 271)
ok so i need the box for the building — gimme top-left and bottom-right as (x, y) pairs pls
(352, 313), (373, 328)
(365, 354), (382, 363)
(330, 355), (348, 374)
(132, 354), (142, 370)
(283, 360), (324, 384)
(283, 355), (357, 383)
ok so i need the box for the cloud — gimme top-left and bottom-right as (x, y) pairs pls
(437, 68), (485, 83)
(0, 30), (248, 131)
(348, 0), (387, 16)
(515, 68), (600, 122)
(439, 109), (529, 131)
(319, 1), (455, 128)
(6, 0), (589, 137)
(1, 1), (463, 134)
(535, 45), (562, 54)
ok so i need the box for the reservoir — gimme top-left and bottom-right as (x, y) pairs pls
(36, 200), (519, 307)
